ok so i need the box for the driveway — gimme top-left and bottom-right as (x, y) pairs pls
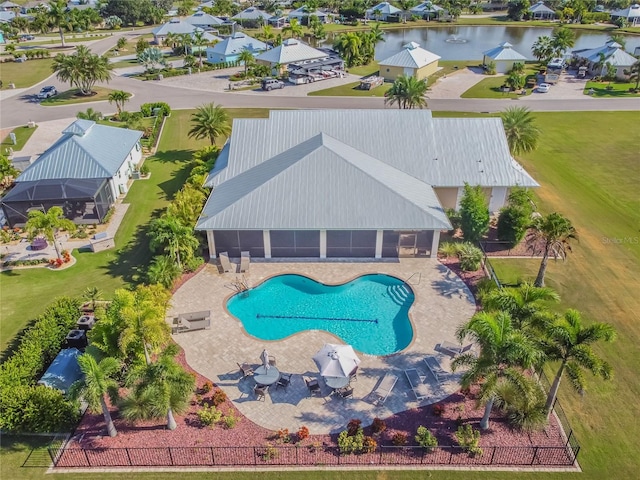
(528, 72), (590, 100)
(428, 67), (488, 99)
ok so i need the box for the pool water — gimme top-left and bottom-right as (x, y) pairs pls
(226, 274), (415, 356)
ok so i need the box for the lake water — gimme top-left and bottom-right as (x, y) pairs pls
(328, 26), (640, 61)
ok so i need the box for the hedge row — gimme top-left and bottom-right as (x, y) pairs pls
(139, 60), (241, 81)
(140, 101), (171, 117)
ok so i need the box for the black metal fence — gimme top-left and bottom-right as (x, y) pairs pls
(49, 444), (577, 468)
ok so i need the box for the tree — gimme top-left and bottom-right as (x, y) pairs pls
(105, 15), (123, 30)
(47, 0), (71, 47)
(526, 212), (577, 287)
(333, 31), (362, 67)
(541, 309), (616, 419)
(166, 184), (206, 227)
(482, 282), (559, 330)
(188, 103), (231, 146)
(24, 206), (76, 260)
(551, 26), (575, 57)
(136, 37), (150, 54)
(505, 71), (525, 91)
(500, 106), (540, 156)
(137, 46), (167, 72)
(452, 311), (544, 429)
(148, 255), (182, 289)
(283, 18), (303, 38)
(507, 0), (530, 20)
(607, 32), (626, 49)
(624, 57), (640, 91)
(237, 48), (255, 77)
(497, 188), (535, 247)
(52, 45), (113, 96)
(384, 74), (429, 109)
(68, 354), (120, 437)
(258, 24), (275, 43)
(116, 37), (127, 50)
(192, 30), (207, 67)
(108, 90), (131, 116)
(83, 286), (103, 311)
(148, 215), (200, 269)
(532, 35), (554, 64)
(459, 183), (489, 243)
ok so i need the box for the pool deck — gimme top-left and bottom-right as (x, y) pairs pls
(168, 258), (476, 435)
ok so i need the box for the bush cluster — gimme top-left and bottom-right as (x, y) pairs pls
(2, 258), (49, 267)
(438, 241), (483, 271)
(13, 49), (51, 60)
(140, 102), (171, 117)
(139, 61), (241, 81)
(415, 426), (438, 452)
(338, 419), (376, 454)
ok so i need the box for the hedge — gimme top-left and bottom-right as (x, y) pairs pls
(0, 385), (79, 432)
(140, 101), (171, 117)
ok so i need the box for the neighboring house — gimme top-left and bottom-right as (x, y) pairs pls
(0, 0), (20, 10)
(184, 12), (227, 30)
(1, 120), (142, 227)
(0, 9), (15, 21)
(255, 38), (328, 73)
(610, 3), (640, 26)
(152, 19), (202, 44)
(196, 110), (537, 260)
(366, 2), (402, 21)
(410, 1), (444, 19)
(572, 40), (638, 78)
(287, 6), (329, 24)
(205, 32), (267, 64)
(232, 7), (273, 27)
(20, 1), (49, 14)
(528, 1), (555, 20)
(378, 42), (441, 82)
(482, 42), (528, 73)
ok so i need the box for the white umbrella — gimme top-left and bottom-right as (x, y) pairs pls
(260, 349), (270, 370)
(312, 344), (361, 378)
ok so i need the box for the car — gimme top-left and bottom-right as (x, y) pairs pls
(37, 86), (57, 99)
(537, 83), (551, 93)
(547, 58), (566, 71)
(261, 77), (285, 91)
(20, 34), (36, 41)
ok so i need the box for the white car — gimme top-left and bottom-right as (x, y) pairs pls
(37, 86), (58, 99)
(537, 83), (551, 93)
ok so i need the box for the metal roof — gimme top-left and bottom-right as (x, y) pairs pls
(572, 41), (637, 66)
(17, 120), (142, 182)
(198, 110), (537, 231)
(1, 178), (106, 202)
(184, 12), (226, 27)
(233, 7), (273, 20)
(378, 42), (441, 68)
(529, 1), (555, 13)
(288, 7), (327, 18)
(207, 32), (266, 56)
(612, 3), (640, 18)
(256, 39), (326, 65)
(367, 2), (401, 15)
(411, 2), (444, 13)
(152, 20), (200, 36)
(482, 42), (528, 61)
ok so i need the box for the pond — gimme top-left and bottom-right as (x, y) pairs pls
(327, 26), (640, 61)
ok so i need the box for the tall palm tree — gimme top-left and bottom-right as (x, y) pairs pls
(188, 103), (231, 146)
(148, 215), (200, 269)
(623, 57), (640, 91)
(24, 206), (76, 260)
(53, 46), (113, 96)
(192, 30), (207, 67)
(384, 75), (429, 109)
(107, 90), (131, 116)
(69, 353), (120, 437)
(551, 26), (575, 57)
(148, 255), (182, 289)
(532, 36), (554, 64)
(237, 48), (255, 77)
(482, 283), (560, 330)
(526, 212), (577, 287)
(333, 31), (362, 68)
(47, 0), (70, 47)
(283, 18), (303, 38)
(540, 309), (616, 419)
(500, 106), (541, 156)
(259, 24), (275, 43)
(452, 311), (544, 430)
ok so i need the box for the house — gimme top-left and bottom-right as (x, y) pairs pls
(20, 1), (49, 14)
(255, 38), (328, 74)
(378, 42), (441, 82)
(152, 19), (200, 44)
(195, 110), (538, 260)
(1, 120), (142, 227)
(0, 9), (15, 21)
(572, 41), (638, 79)
(0, 1), (20, 10)
(232, 7), (273, 27)
(206, 32), (267, 64)
(611, 3), (640, 26)
(528, 1), (555, 20)
(366, 2), (402, 21)
(410, 1), (444, 19)
(287, 6), (329, 24)
(184, 12), (227, 30)
(482, 42), (528, 73)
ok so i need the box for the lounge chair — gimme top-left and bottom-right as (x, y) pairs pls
(219, 251), (234, 273)
(371, 373), (398, 405)
(348, 366), (358, 383)
(438, 341), (474, 357)
(424, 356), (446, 383)
(276, 372), (292, 390)
(240, 251), (250, 273)
(405, 368), (430, 401)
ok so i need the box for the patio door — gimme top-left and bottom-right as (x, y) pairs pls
(397, 233), (418, 257)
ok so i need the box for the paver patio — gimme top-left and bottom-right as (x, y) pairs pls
(168, 258), (476, 435)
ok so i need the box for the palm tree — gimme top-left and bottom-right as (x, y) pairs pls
(283, 18), (303, 38)
(52, 46), (113, 96)
(384, 75), (429, 109)
(137, 47), (168, 72)
(107, 90), (131, 116)
(69, 353), (120, 437)
(148, 255), (182, 289)
(237, 48), (255, 77)
(47, 0), (70, 47)
(148, 215), (200, 269)
(83, 286), (103, 311)
(482, 282), (559, 330)
(526, 212), (577, 287)
(623, 57), (640, 91)
(76, 107), (103, 121)
(505, 71), (525, 91)
(259, 24), (275, 43)
(192, 30), (207, 67)
(500, 106), (541, 156)
(607, 33), (626, 49)
(551, 26), (575, 57)
(24, 206), (76, 260)
(333, 32), (362, 68)
(452, 311), (544, 430)
(532, 36), (554, 64)
(188, 103), (231, 146)
(540, 309), (616, 419)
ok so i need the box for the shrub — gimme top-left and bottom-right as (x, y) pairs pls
(371, 417), (386, 435)
(432, 403), (445, 416)
(338, 428), (364, 454)
(459, 183), (489, 243)
(486, 61), (496, 75)
(455, 425), (482, 456)
(223, 412), (238, 429)
(0, 385), (79, 432)
(362, 435), (377, 453)
(475, 277), (498, 302)
(445, 208), (462, 231)
(438, 241), (460, 258)
(391, 431), (407, 446)
(261, 443), (278, 460)
(276, 428), (291, 443)
(201, 381), (212, 394)
(211, 388), (227, 406)
(415, 426), (438, 452)
(196, 405), (222, 426)
(102, 207), (116, 224)
(140, 102), (171, 117)
(347, 418), (362, 436)
(457, 243), (483, 272)
(297, 425), (310, 441)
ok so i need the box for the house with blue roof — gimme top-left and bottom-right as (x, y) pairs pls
(366, 2), (401, 21)
(1, 119), (142, 227)
(205, 32), (267, 64)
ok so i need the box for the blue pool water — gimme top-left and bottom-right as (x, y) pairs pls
(226, 274), (415, 356)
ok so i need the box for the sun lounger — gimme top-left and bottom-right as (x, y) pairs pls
(424, 356), (446, 383)
(219, 251), (234, 273)
(240, 251), (250, 273)
(405, 368), (430, 401)
(371, 373), (398, 405)
(439, 341), (473, 357)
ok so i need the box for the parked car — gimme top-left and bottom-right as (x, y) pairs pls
(37, 86), (57, 99)
(577, 67), (587, 79)
(547, 58), (566, 71)
(537, 83), (551, 93)
(261, 77), (285, 91)
(19, 34), (36, 41)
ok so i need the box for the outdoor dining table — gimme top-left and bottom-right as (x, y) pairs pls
(254, 365), (280, 386)
(324, 376), (350, 390)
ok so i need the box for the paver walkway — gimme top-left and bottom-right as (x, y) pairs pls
(168, 258), (476, 435)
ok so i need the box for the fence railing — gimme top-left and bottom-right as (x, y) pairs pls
(48, 444), (577, 469)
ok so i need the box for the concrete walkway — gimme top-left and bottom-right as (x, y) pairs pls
(168, 259), (476, 435)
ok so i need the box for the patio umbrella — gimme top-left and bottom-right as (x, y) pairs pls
(260, 349), (270, 370)
(312, 344), (361, 378)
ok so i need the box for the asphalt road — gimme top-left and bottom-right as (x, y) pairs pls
(1, 32), (639, 129)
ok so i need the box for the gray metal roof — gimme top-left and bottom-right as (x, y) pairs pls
(207, 32), (266, 56)
(255, 39), (326, 65)
(152, 20), (200, 36)
(529, 1), (555, 13)
(184, 12), (226, 27)
(367, 2), (401, 15)
(17, 120), (142, 182)
(572, 41), (637, 66)
(233, 7), (273, 21)
(198, 110), (537, 231)
(482, 42), (528, 61)
(378, 42), (441, 68)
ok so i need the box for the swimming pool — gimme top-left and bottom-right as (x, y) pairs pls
(226, 274), (415, 356)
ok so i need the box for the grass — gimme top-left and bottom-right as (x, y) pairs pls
(110, 53), (182, 70)
(39, 87), (114, 106)
(107, 33), (154, 56)
(22, 34), (111, 47)
(460, 64), (538, 99)
(0, 58), (54, 89)
(1, 125), (37, 152)
(584, 80), (640, 97)
(308, 81), (389, 97)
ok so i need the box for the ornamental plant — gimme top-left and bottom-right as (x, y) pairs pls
(297, 425), (310, 441)
(415, 426), (438, 452)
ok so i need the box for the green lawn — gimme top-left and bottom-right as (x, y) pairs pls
(584, 80), (640, 97)
(40, 87), (114, 106)
(107, 33), (154, 56)
(110, 53), (182, 70)
(461, 65), (537, 99)
(1, 125), (37, 152)
(0, 58), (53, 89)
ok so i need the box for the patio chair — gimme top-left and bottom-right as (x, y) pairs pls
(240, 251), (250, 273)
(371, 373), (398, 405)
(424, 356), (446, 384)
(438, 341), (473, 357)
(219, 251), (234, 273)
(276, 372), (292, 390)
(237, 362), (254, 378)
(304, 377), (322, 397)
(348, 365), (358, 383)
(405, 368), (430, 401)
(268, 355), (277, 367)
(254, 384), (267, 401)
(337, 386), (354, 400)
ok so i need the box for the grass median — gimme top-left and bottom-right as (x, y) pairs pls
(39, 86), (114, 106)
(0, 58), (54, 89)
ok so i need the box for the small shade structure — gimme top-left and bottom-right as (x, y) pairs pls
(37, 348), (83, 394)
(482, 42), (528, 74)
(313, 344), (361, 378)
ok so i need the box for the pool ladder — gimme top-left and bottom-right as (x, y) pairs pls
(405, 272), (421, 286)
(225, 275), (249, 293)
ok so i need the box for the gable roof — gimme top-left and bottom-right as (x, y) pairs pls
(611, 3), (640, 18)
(288, 6), (327, 18)
(411, 2), (444, 13)
(378, 42), (441, 68)
(207, 32), (266, 56)
(483, 41), (528, 61)
(17, 120), (142, 182)
(255, 38), (326, 64)
(529, 1), (555, 13)
(572, 40), (637, 66)
(233, 7), (273, 20)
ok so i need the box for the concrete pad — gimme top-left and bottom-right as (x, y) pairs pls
(16, 117), (75, 158)
(428, 67), (489, 99)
